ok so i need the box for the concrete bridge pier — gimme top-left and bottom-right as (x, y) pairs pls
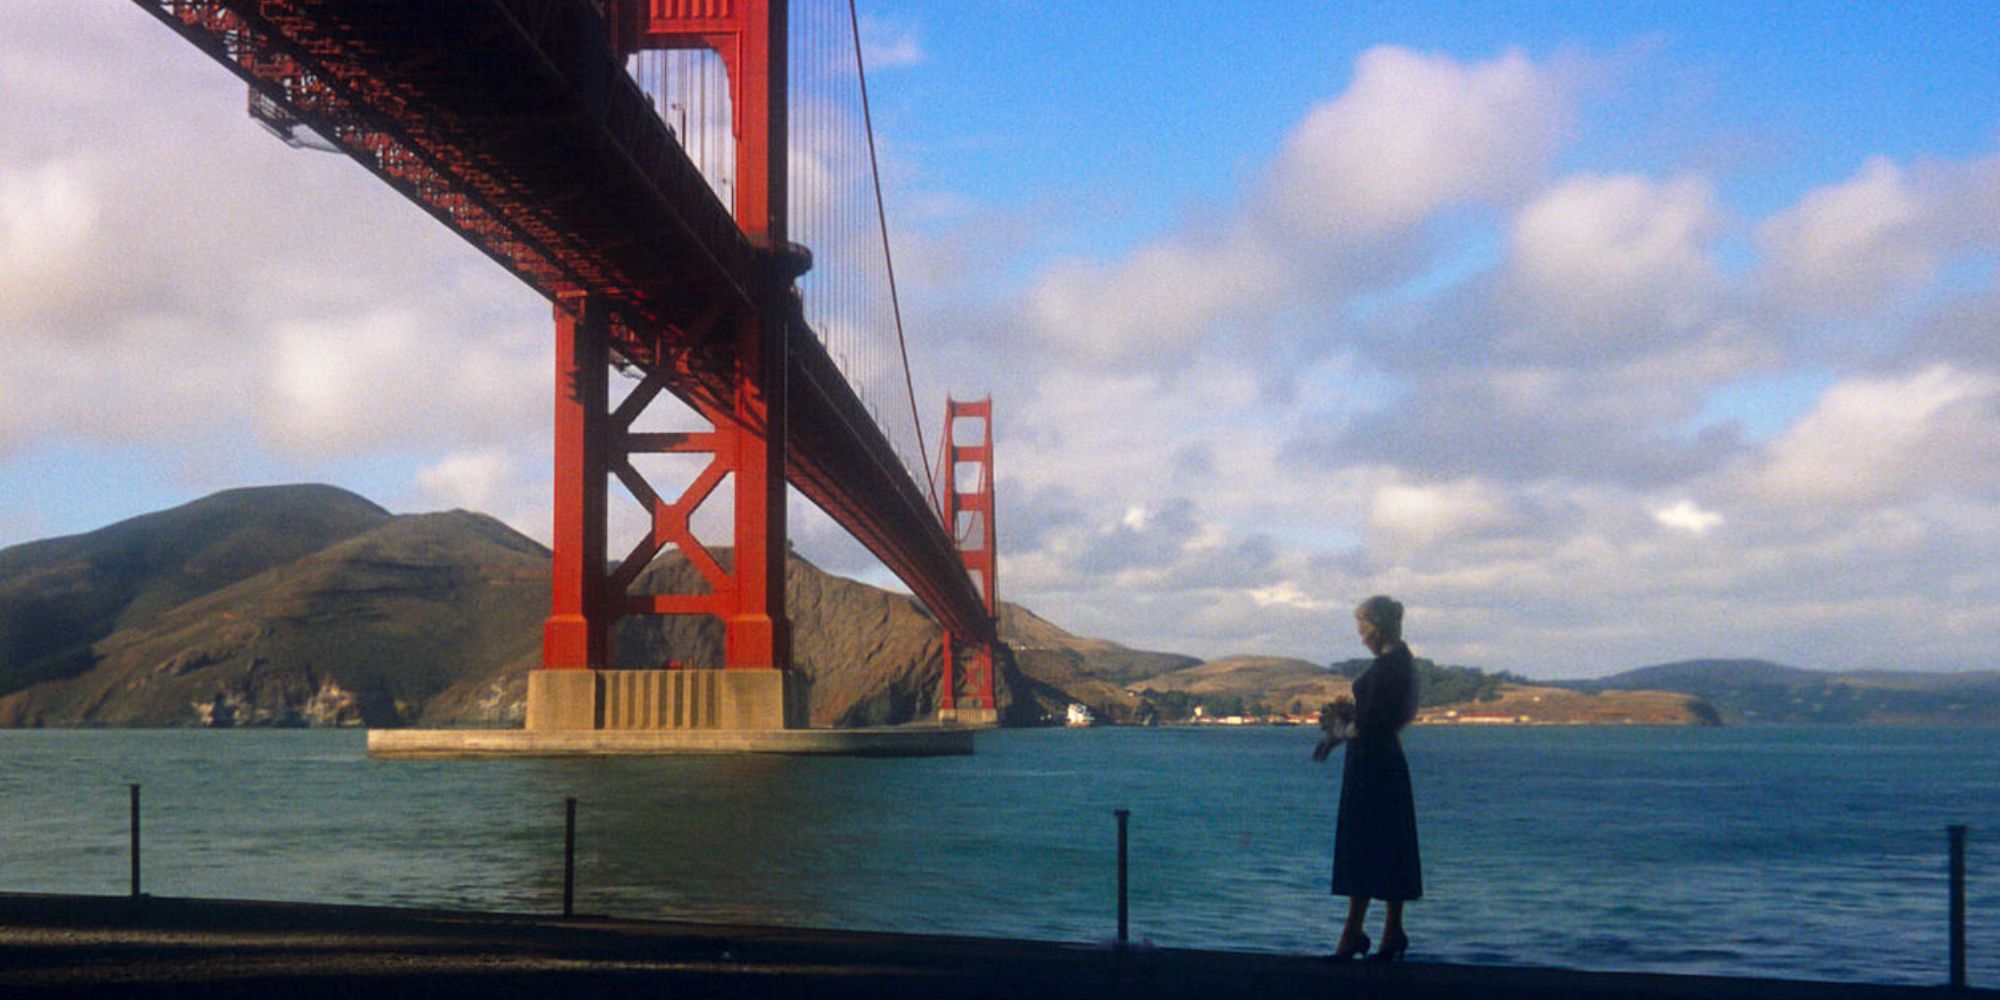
(526, 668), (808, 731)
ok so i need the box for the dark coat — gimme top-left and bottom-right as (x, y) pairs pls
(1331, 643), (1423, 901)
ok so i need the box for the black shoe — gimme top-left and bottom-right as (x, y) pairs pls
(1367, 932), (1408, 963)
(1328, 932), (1370, 962)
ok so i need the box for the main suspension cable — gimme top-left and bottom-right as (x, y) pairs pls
(845, 0), (936, 508)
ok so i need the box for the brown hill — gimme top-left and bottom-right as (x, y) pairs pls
(1002, 604), (1199, 683)
(1420, 683), (1719, 726)
(0, 485), (390, 697)
(0, 485), (1199, 728)
(1138, 656), (1353, 714)
(14, 486), (1734, 731)
(1123, 657), (1716, 726)
(0, 508), (548, 727)
(1569, 659), (2000, 723)
(997, 603), (1197, 723)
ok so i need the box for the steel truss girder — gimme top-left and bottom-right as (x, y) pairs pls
(134, 0), (997, 648)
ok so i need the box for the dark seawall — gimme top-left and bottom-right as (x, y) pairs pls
(0, 893), (1984, 999)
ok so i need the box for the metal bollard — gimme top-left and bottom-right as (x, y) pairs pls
(1949, 825), (1966, 990)
(1115, 809), (1130, 947)
(563, 797), (578, 919)
(129, 784), (141, 899)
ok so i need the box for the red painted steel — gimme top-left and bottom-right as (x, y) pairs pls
(546, 292), (612, 669)
(590, 0), (793, 670)
(941, 398), (999, 710)
(132, 0), (999, 677)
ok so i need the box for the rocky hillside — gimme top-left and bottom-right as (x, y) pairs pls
(0, 485), (1195, 728)
(0, 484), (391, 700)
(0, 499), (551, 727)
(17, 487), (1984, 729)
(998, 603), (1198, 724)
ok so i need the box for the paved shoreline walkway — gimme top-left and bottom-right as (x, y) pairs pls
(0, 893), (1984, 999)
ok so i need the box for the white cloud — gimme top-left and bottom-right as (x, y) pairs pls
(0, 159), (99, 300)
(1756, 150), (2000, 319)
(859, 17), (925, 70)
(1748, 364), (2000, 508)
(872, 45), (2000, 674)
(17, 1), (2000, 679)
(1119, 505), (1150, 531)
(1266, 46), (1572, 242)
(1249, 581), (1329, 610)
(1029, 227), (1284, 361)
(1324, 350), (1755, 488)
(1499, 173), (1723, 353)
(257, 310), (544, 459)
(0, 3), (556, 467)
(1368, 479), (1519, 548)
(1756, 157), (1932, 316)
(417, 449), (517, 512)
(1028, 45), (1578, 366)
(0, 313), (254, 451)
(1652, 499), (1723, 535)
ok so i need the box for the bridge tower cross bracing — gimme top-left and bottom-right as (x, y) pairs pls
(536, 0), (804, 730)
(938, 397), (999, 726)
(128, 0), (1001, 738)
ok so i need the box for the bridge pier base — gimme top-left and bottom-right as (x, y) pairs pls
(526, 669), (808, 731)
(379, 668), (971, 757)
(937, 707), (998, 727)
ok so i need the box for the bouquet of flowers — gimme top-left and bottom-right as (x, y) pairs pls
(1312, 696), (1356, 762)
(1320, 696), (1356, 738)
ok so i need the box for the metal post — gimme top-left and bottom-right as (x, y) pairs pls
(128, 784), (141, 898)
(563, 797), (578, 919)
(1950, 824), (1967, 990)
(1115, 809), (1130, 947)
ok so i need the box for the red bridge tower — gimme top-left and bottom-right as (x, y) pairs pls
(531, 0), (805, 731)
(132, 0), (1004, 749)
(938, 398), (999, 725)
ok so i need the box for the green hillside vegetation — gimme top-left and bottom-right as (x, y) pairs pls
(1133, 656), (1540, 721)
(1567, 659), (2000, 724)
(7, 486), (1996, 728)
(0, 485), (390, 699)
(0, 484), (1204, 728)
(0, 507), (548, 727)
(1330, 656), (1529, 707)
(1136, 656), (1351, 720)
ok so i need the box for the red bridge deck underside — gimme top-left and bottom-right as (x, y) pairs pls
(138, 0), (995, 647)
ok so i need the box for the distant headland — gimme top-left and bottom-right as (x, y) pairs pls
(2, 485), (1994, 729)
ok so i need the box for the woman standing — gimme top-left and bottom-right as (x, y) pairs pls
(1313, 594), (1422, 962)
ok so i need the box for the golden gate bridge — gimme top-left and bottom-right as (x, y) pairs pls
(132, 0), (1000, 739)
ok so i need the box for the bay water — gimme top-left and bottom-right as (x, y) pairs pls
(0, 725), (1992, 987)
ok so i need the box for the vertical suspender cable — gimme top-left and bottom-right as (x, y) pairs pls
(703, 54), (713, 194)
(844, 0), (934, 502)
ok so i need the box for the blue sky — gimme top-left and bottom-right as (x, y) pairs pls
(875, 3), (2000, 221)
(5, 1), (2000, 675)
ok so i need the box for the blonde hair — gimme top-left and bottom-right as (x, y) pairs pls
(1354, 595), (1404, 641)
